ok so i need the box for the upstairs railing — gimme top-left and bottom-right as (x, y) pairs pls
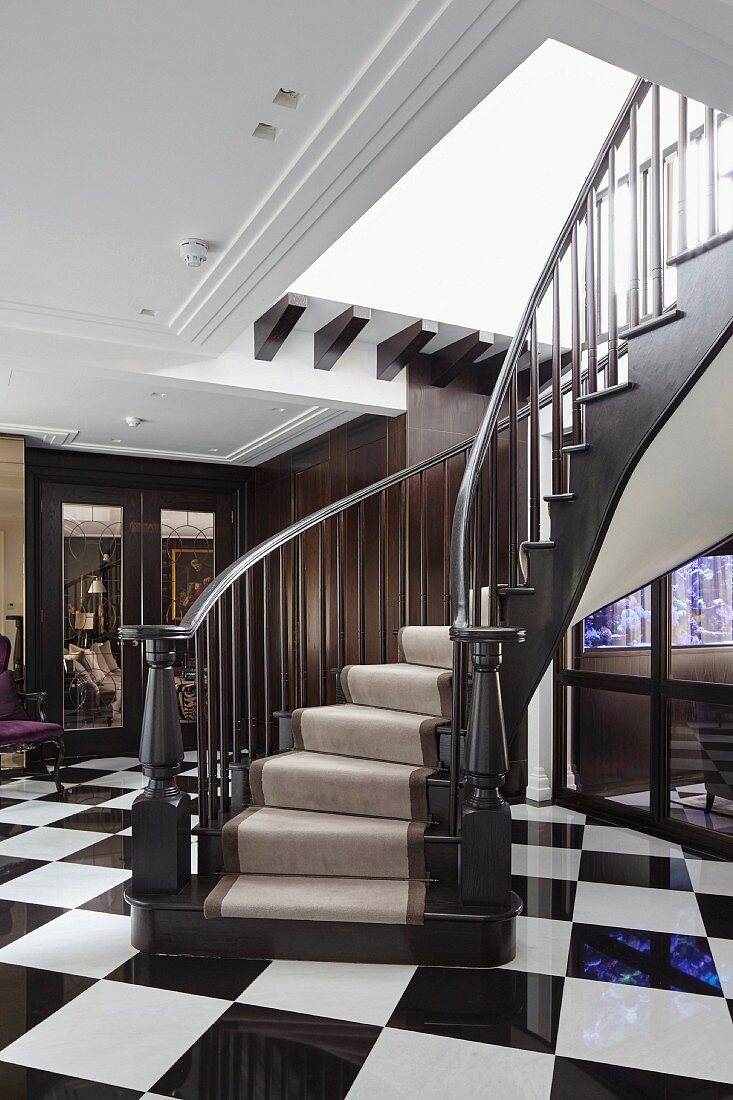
(120, 77), (731, 906)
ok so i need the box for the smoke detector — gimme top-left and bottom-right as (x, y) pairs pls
(125, 416), (143, 428)
(179, 239), (209, 268)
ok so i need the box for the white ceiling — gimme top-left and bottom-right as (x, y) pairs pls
(0, 0), (731, 466)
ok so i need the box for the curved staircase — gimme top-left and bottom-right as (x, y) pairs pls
(120, 76), (733, 967)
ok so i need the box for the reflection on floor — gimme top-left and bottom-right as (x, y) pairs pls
(605, 784), (733, 835)
(0, 759), (732, 1098)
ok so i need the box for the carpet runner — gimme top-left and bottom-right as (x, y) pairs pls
(204, 625), (451, 925)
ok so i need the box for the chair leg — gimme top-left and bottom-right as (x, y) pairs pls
(51, 739), (65, 796)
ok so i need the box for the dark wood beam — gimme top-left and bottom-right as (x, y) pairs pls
(314, 305), (371, 371)
(475, 342), (527, 396)
(430, 330), (494, 388)
(254, 293), (307, 361)
(376, 320), (439, 381)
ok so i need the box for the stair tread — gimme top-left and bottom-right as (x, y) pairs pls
(293, 703), (442, 767)
(342, 662), (451, 718)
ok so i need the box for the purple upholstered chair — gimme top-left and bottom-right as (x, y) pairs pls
(0, 634), (64, 795)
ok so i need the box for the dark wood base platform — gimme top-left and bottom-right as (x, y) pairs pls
(126, 876), (522, 968)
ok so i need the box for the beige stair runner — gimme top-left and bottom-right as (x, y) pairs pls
(204, 625), (451, 925)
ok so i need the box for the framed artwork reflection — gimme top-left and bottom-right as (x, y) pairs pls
(171, 547), (214, 622)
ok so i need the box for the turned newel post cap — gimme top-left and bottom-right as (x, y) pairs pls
(144, 638), (178, 667)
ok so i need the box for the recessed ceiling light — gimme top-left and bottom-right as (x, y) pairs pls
(208, 447), (219, 453)
(139, 308), (158, 318)
(110, 438), (122, 444)
(125, 416), (143, 428)
(150, 391), (166, 398)
(253, 122), (279, 142)
(273, 88), (301, 110)
(272, 407), (285, 412)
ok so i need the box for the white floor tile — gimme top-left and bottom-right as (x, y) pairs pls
(0, 800), (89, 826)
(556, 977), (733, 1083)
(502, 915), (572, 977)
(238, 960), (416, 1027)
(346, 1029), (554, 1100)
(709, 938), (733, 998)
(0, 978), (229, 1091)
(0, 779), (63, 800)
(686, 858), (733, 897)
(582, 824), (683, 859)
(0, 860), (130, 908)
(0, 908), (137, 978)
(183, 750), (198, 763)
(99, 790), (141, 811)
(0, 826), (110, 861)
(573, 880), (705, 935)
(511, 804), (586, 825)
(512, 843), (581, 881)
(85, 771), (146, 790)
(68, 757), (139, 771)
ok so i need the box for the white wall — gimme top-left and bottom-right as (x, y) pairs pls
(0, 517), (24, 664)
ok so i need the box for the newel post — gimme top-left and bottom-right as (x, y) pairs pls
(131, 637), (191, 895)
(461, 639), (512, 907)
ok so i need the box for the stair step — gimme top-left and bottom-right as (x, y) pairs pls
(576, 380), (634, 406)
(341, 662), (451, 718)
(498, 585), (536, 595)
(251, 751), (436, 822)
(561, 443), (590, 454)
(293, 703), (441, 767)
(543, 493), (576, 503)
(398, 625), (452, 669)
(624, 307), (684, 334)
(522, 540), (555, 549)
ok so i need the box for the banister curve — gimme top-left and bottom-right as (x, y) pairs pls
(119, 432), (475, 642)
(449, 76), (648, 632)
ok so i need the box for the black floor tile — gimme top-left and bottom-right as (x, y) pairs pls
(0, 856), (45, 886)
(0, 900), (65, 949)
(578, 850), (693, 891)
(511, 820), (585, 849)
(52, 807), (131, 834)
(697, 893), (733, 940)
(0, 1063), (142, 1100)
(0, 962), (94, 1048)
(62, 835), (132, 870)
(512, 874), (577, 920)
(551, 1056), (733, 1098)
(0, 823), (33, 840)
(58, 767), (108, 786)
(78, 882), (130, 916)
(387, 966), (563, 1054)
(106, 952), (269, 1000)
(152, 1003), (379, 1100)
(567, 923), (723, 996)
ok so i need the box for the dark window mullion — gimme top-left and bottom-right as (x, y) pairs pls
(650, 575), (670, 823)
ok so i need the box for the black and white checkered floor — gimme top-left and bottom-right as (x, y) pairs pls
(1, 757), (733, 1099)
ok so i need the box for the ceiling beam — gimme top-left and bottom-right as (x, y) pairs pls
(475, 342), (526, 396)
(254, 292), (307, 361)
(314, 305), (371, 371)
(376, 319), (439, 381)
(430, 330), (494, 388)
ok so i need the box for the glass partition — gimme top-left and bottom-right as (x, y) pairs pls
(0, 436), (25, 687)
(160, 509), (215, 625)
(62, 504), (122, 730)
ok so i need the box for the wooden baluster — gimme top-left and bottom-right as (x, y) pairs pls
(217, 599), (230, 814)
(318, 522), (327, 704)
(378, 497), (387, 663)
(529, 318), (541, 542)
(705, 105), (717, 240)
(195, 627), (209, 828)
(570, 227), (582, 443)
(229, 580), (249, 812)
(551, 266), (563, 492)
(398, 482), (407, 628)
(419, 471), (428, 625)
(586, 191), (598, 392)
(677, 96), (688, 254)
(628, 101), (640, 328)
(279, 547), (288, 711)
(205, 611), (219, 822)
(335, 514), (345, 670)
(297, 536), (306, 707)
(488, 431), (499, 626)
(650, 84), (664, 317)
(508, 365), (518, 586)
(263, 558), (273, 755)
(442, 460), (451, 624)
(469, 496), (478, 625)
(357, 504), (366, 663)
(245, 570), (255, 761)
(607, 145), (618, 386)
